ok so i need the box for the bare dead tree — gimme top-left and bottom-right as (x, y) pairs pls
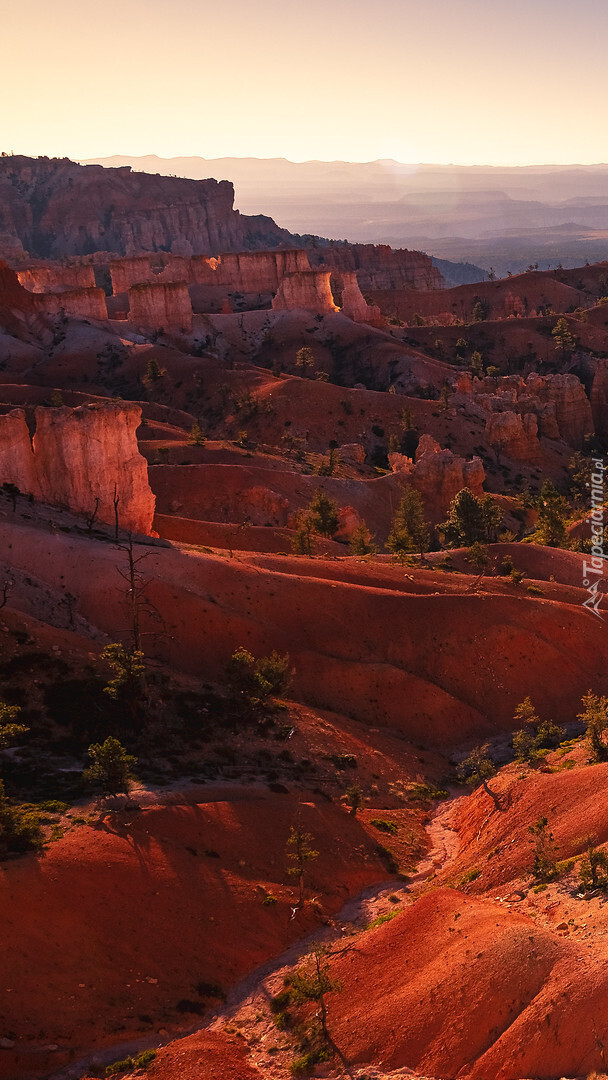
(115, 534), (150, 651)
(114, 534), (166, 652)
(113, 484), (120, 541)
(86, 497), (100, 534)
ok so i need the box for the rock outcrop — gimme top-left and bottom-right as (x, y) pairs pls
(35, 287), (108, 321)
(338, 270), (384, 327)
(272, 270), (338, 315)
(17, 263), (97, 293)
(111, 249), (313, 298)
(485, 411), (540, 462)
(590, 360), (608, 438)
(0, 402), (155, 534)
(389, 435), (485, 519)
(0, 156), (293, 260)
(128, 281), (193, 331)
(311, 243), (443, 291)
(455, 371), (593, 454)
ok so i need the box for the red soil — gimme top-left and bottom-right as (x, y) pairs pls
(326, 887), (608, 1078)
(1, 512), (606, 747)
(0, 793), (386, 1080)
(116, 1030), (263, 1080)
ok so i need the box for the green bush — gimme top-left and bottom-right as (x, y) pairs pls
(290, 1049), (329, 1076)
(367, 909), (400, 929)
(0, 782), (43, 857)
(370, 818), (398, 834)
(106, 1049), (156, 1075)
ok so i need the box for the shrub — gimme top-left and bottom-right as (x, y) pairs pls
(83, 737), (137, 795)
(387, 487), (429, 560)
(459, 867), (481, 886)
(367, 909), (400, 929)
(187, 422), (206, 447)
(370, 818), (398, 835)
(0, 782), (43, 857)
(578, 690), (608, 761)
(307, 491), (339, 538)
(225, 647), (291, 710)
(106, 1050), (156, 1075)
(290, 1049), (329, 1076)
(457, 744), (495, 786)
(512, 696), (564, 763)
(0, 701), (28, 749)
(349, 523), (377, 555)
(528, 816), (557, 882)
(579, 845), (608, 890)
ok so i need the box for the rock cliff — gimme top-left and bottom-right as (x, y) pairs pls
(272, 270), (338, 315)
(0, 402), (155, 534)
(389, 435), (485, 519)
(0, 156), (294, 260)
(128, 281), (193, 331)
(17, 263), (97, 293)
(311, 243), (443, 291)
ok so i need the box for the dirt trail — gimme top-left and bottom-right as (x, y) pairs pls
(46, 792), (465, 1080)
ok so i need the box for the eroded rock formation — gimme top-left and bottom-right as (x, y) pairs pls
(0, 402), (155, 533)
(455, 371), (593, 454)
(0, 156), (293, 260)
(272, 270), (338, 315)
(128, 281), (193, 331)
(17, 263), (97, 293)
(311, 243), (443, 291)
(389, 435), (485, 518)
(35, 287), (108, 321)
(485, 411), (540, 462)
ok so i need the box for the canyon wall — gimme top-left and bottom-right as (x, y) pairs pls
(33, 287), (108, 321)
(17, 263), (97, 293)
(456, 371), (593, 453)
(128, 281), (193, 331)
(0, 402), (155, 534)
(0, 156), (293, 260)
(272, 270), (338, 315)
(310, 243), (444, 291)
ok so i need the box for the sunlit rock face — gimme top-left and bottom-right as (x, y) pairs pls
(128, 281), (193, 331)
(0, 402), (155, 534)
(272, 270), (338, 315)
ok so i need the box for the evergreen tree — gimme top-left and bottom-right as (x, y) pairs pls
(552, 317), (576, 359)
(387, 487), (429, 559)
(308, 491), (339, 538)
(84, 737), (137, 795)
(438, 488), (487, 547)
(578, 690), (608, 761)
(535, 481), (569, 547)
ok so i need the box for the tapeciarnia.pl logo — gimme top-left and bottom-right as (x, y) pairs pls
(582, 458), (606, 620)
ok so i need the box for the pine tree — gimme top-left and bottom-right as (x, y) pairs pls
(438, 488), (487, 548)
(308, 491), (339, 538)
(387, 487), (429, 560)
(286, 826), (319, 903)
(552, 317), (576, 359)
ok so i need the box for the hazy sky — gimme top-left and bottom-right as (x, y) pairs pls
(3, 0), (608, 165)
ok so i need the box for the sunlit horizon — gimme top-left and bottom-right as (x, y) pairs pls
(4, 0), (608, 170)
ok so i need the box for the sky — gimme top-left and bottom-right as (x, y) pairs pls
(3, 0), (608, 166)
